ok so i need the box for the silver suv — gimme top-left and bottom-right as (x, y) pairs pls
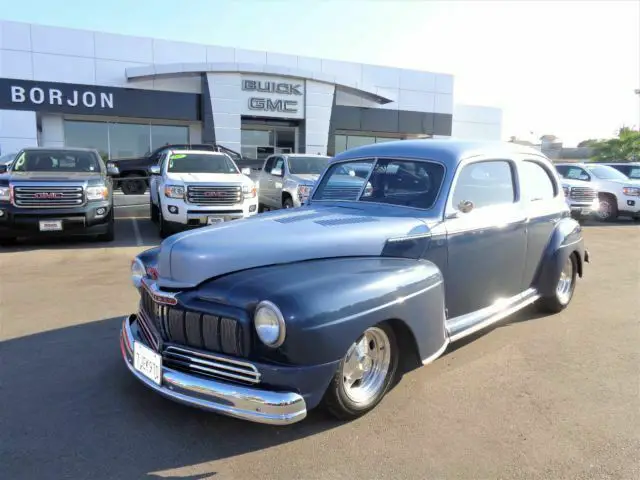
(257, 154), (332, 210)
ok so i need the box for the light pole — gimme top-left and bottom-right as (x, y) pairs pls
(636, 89), (640, 130)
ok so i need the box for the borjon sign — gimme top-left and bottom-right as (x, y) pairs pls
(10, 85), (114, 109)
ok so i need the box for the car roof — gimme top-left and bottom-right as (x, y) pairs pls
(331, 138), (547, 167)
(601, 162), (640, 165)
(168, 149), (228, 156)
(282, 153), (331, 158)
(20, 146), (99, 153)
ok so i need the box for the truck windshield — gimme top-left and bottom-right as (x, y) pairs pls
(11, 150), (102, 172)
(287, 156), (331, 175)
(312, 158), (445, 209)
(585, 165), (629, 181)
(167, 153), (239, 174)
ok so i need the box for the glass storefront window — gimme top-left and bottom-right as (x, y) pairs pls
(63, 120), (191, 160)
(333, 134), (405, 155)
(64, 121), (109, 161)
(241, 129), (273, 147)
(347, 136), (376, 150)
(334, 135), (347, 155)
(151, 125), (189, 151)
(109, 123), (150, 159)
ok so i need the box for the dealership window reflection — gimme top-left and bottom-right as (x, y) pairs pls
(332, 134), (405, 155)
(64, 120), (189, 160)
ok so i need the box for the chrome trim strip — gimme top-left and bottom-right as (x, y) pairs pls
(446, 288), (540, 342)
(120, 315), (307, 426)
(164, 346), (261, 384)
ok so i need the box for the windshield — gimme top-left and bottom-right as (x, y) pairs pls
(166, 153), (239, 174)
(628, 167), (640, 179)
(11, 150), (102, 173)
(585, 165), (629, 180)
(287, 156), (331, 175)
(312, 158), (445, 209)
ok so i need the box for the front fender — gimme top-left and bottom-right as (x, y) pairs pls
(534, 217), (586, 297)
(195, 257), (447, 366)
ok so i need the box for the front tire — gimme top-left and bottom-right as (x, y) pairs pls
(158, 204), (171, 239)
(150, 202), (159, 223)
(323, 323), (399, 421)
(537, 253), (577, 313)
(283, 196), (294, 209)
(96, 215), (115, 242)
(596, 195), (618, 222)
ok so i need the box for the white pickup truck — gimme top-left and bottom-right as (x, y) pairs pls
(149, 149), (258, 238)
(560, 178), (599, 222)
(555, 162), (640, 221)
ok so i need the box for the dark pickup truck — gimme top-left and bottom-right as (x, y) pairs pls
(108, 143), (254, 195)
(0, 147), (117, 245)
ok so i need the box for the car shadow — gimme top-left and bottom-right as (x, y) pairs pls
(0, 317), (341, 479)
(0, 218), (158, 252)
(580, 217), (638, 228)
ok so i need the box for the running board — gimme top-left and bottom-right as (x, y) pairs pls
(446, 288), (540, 342)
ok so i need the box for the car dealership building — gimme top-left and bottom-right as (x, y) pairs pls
(0, 20), (503, 162)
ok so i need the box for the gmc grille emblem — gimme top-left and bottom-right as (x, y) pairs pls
(203, 191), (224, 197)
(34, 192), (63, 199)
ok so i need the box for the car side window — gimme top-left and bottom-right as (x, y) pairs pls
(272, 157), (284, 174)
(158, 153), (169, 172)
(520, 160), (557, 201)
(564, 166), (590, 181)
(263, 156), (275, 173)
(451, 160), (515, 210)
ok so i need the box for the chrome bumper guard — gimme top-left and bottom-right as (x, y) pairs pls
(120, 314), (307, 426)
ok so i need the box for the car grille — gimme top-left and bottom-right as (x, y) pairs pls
(12, 185), (84, 208)
(569, 186), (597, 202)
(139, 284), (250, 358)
(162, 345), (260, 385)
(186, 185), (243, 206)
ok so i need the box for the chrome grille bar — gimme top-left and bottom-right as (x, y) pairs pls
(570, 186), (597, 202)
(186, 184), (243, 206)
(12, 185), (85, 208)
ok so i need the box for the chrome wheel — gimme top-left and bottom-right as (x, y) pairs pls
(556, 257), (575, 305)
(341, 327), (391, 405)
(597, 199), (612, 220)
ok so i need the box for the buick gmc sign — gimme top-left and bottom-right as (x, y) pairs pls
(0, 78), (201, 121)
(240, 75), (305, 119)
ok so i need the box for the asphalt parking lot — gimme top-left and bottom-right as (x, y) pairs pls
(1, 198), (639, 480)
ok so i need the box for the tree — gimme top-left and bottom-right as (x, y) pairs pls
(589, 126), (640, 162)
(577, 139), (598, 148)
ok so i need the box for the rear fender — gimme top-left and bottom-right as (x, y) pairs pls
(534, 217), (585, 297)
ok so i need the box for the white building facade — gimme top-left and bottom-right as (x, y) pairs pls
(0, 20), (502, 161)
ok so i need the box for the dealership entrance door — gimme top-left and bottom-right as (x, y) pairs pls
(240, 119), (298, 162)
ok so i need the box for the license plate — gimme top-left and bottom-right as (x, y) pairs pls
(207, 216), (223, 225)
(39, 220), (63, 231)
(133, 341), (162, 386)
(581, 208), (592, 214)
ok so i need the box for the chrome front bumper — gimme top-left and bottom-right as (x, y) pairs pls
(119, 315), (307, 426)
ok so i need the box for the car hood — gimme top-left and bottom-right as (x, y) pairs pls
(289, 173), (320, 185)
(561, 178), (594, 188)
(155, 205), (432, 288)
(7, 171), (104, 183)
(165, 172), (252, 185)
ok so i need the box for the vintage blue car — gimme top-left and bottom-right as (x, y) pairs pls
(120, 139), (590, 425)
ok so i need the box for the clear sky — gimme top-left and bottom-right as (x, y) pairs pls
(2, 0), (638, 146)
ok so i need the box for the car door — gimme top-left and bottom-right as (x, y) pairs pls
(259, 156), (276, 207)
(444, 158), (528, 318)
(149, 152), (168, 206)
(517, 157), (563, 290)
(266, 156), (285, 207)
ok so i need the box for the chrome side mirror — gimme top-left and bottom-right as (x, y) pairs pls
(149, 165), (161, 175)
(457, 200), (474, 213)
(241, 167), (251, 176)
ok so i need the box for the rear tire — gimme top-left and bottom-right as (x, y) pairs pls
(121, 174), (147, 195)
(323, 323), (399, 421)
(537, 253), (577, 313)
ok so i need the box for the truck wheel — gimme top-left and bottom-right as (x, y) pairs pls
(121, 174), (147, 195)
(158, 206), (171, 239)
(150, 202), (159, 223)
(537, 253), (577, 313)
(323, 323), (399, 421)
(283, 197), (294, 209)
(0, 237), (17, 247)
(596, 194), (618, 222)
(97, 215), (115, 242)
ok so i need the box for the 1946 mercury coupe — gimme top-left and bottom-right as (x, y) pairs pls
(120, 139), (590, 425)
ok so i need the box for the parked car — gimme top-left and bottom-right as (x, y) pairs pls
(121, 139), (589, 425)
(555, 162), (640, 221)
(257, 154), (332, 210)
(108, 143), (248, 195)
(0, 152), (17, 169)
(560, 177), (599, 222)
(149, 149), (258, 238)
(600, 162), (640, 180)
(0, 147), (116, 245)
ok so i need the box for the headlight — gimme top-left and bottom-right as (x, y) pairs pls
(131, 258), (145, 288)
(562, 186), (570, 197)
(0, 186), (10, 201)
(297, 185), (312, 200)
(622, 187), (640, 196)
(254, 300), (286, 348)
(86, 185), (109, 201)
(243, 184), (257, 198)
(164, 185), (185, 199)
